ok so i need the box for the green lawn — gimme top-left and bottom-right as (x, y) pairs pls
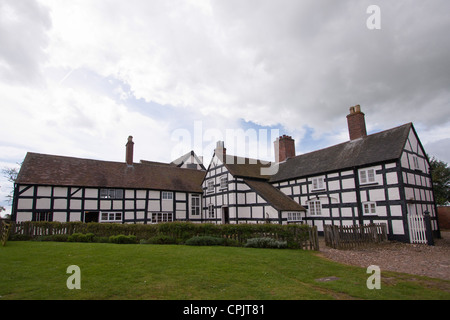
(0, 241), (449, 300)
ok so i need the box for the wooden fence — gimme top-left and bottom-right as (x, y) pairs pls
(324, 223), (388, 249)
(1, 220), (320, 250)
(1, 219), (12, 246)
(407, 214), (427, 244)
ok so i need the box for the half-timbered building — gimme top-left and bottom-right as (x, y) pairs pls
(12, 106), (440, 243)
(12, 137), (206, 224)
(202, 142), (305, 224)
(268, 106), (440, 242)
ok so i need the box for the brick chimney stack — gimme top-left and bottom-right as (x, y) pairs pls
(274, 135), (295, 163)
(126, 136), (134, 166)
(346, 105), (367, 140)
(214, 141), (226, 162)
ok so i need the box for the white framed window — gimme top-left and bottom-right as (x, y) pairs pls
(287, 212), (302, 222)
(191, 194), (201, 216)
(162, 191), (173, 200)
(100, 189), (123, 199)
(307, 200), (322, 216)
(33, 211), (53, 222)
(207, 180), (214, 193)
(151, 212), (173, 223)
(220, 176), (228, 190)
(208, 203), (215, 218)
(363, 202), (377, 216)
(100, 212), (122, 222)
(311, 176), (325, 191)
(359, 168), (376, 184)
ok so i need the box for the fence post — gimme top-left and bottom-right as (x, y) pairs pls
(423, 211), (434, 246)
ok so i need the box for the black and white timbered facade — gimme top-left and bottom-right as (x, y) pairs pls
(201, 144), (305, 225)
(269, 124), (439, 242)
(12, 107), (440, 243)
(12, 141), (206, 225)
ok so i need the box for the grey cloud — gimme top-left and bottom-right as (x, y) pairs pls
(0, 0), (51, 85)
(203, 0), (450, 133)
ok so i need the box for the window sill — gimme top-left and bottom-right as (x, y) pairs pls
(359, 182), (378, 187)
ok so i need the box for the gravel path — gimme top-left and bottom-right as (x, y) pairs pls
(317, 230), (450, 281)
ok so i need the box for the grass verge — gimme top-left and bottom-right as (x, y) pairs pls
(0, 241), (449, 300)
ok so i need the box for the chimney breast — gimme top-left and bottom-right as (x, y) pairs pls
(126, 136), (134, 166)
(274, 135), (295, 163)
(346, 105), (367, 140)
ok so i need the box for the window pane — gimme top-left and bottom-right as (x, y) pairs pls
(368, 169), (375, 182)
(100, 189), (108, 198)
(360, 171), (367, 183)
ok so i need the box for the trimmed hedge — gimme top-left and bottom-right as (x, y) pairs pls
(109, 234), (137, 244)
(68, 233), (95, 243)
(185, 236), (226, 246)
(9, 221), (317, 249)
(140, 235), (178, 245)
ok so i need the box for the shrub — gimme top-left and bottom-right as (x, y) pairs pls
(68, 233), (95, 243)
(35, 234), (69, 242)
(140, 235), (177, 245)
(245, 237), (287, 249)
(7, 221), (317, 249)
(9, 234), (32, 241)
(185, 236), (226, 246)
(109, 234), (137, 244)
(92, 236), (110, 243)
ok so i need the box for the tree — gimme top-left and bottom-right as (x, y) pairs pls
(2, 165), (20, 204)
(430, 157), (450, 206)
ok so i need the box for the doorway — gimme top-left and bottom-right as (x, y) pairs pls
(84, 211), (99, 223)
(222, 207), (230, 224)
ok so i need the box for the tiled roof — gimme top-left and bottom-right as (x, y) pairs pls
(244, 179), (306, 212)
(217, 154), (305, 211)
(221, 154), (273, 180)
(16, 152), (206, 193)
(270, 123), (412, 182)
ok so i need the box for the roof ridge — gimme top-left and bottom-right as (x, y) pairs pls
(287, 122), (412, 161)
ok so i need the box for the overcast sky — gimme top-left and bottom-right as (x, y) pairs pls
(1, 0), (449, 215)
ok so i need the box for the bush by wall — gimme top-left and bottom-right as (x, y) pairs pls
(245, 237), (287, 249)
(185, 236), (226, 246)
(68, 233), (95, 243)
(109, 234), (137, 244)
(8, 221), (319, 250)
(140, 235), (178, 245)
